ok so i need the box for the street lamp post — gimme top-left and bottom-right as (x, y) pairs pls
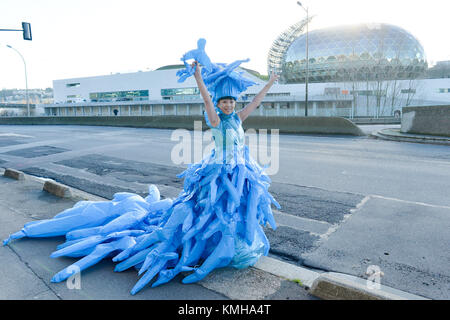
(297, 1), (309, 116)
(6, 45), (29, 116)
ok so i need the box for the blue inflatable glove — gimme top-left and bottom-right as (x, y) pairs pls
(131, 256), (172, 295)
(138, 241), (173, 275)
(51, 236), (136, 283)
(184, 236), (207, 267)
(151, 239), (193, 287)
(181, 210), (212, 242)
(145, 184), (160, 203)
(66, 226), (103, 241)
(52, 200), (95, 219)
(52, 230), (143, 260)
(56, 238), (87, 250)
(181, 209), (194, 233)
(3, 201), (115, 245)
(261, 199), (277, 230)
(111, 233), (151, 263)
(147, 198), (173, 214)
(99, 207), (148, 235)
(51, 235), (105, 258)
(176, 38), (214, 83)
(221, 175), (240, 206)
(188, 39), (213, 71)
(182, 225), (236, 284)
(114, 245), (155, 272)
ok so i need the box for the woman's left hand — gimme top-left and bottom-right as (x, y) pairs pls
(269, 71), (280, 84)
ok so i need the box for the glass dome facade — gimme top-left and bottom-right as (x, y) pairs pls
(276, 23), (427, 83)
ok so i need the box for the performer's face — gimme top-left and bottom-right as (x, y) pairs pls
(217, 98), (236, 115)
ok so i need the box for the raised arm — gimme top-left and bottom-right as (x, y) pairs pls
(192, 61), (220, 128)
(237, 71), (279, 122)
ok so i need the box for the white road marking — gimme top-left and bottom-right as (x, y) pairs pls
(0, 133), (34, 138)
(370, 194), (450, 209)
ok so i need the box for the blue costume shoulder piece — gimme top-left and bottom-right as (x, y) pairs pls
(3, 39), (280, 295)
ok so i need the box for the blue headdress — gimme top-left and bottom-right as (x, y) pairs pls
(176, 38), (256, 122)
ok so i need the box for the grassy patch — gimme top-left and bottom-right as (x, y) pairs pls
(290, 278), (304, 287)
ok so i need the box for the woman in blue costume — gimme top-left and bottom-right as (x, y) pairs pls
(3, 39), (281, 295)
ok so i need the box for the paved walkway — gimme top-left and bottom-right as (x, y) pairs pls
(0, 172), (316, 300)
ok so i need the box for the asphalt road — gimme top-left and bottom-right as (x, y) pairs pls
(0, 124), (449, 299)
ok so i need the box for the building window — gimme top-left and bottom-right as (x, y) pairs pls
(245, 93), (290, 98)
(438, 88), (450, 93)
(160, 88), (200, 101)
(161, 87), (200, 97)
(401, 89), (416, 94)
(89, 90), (149, 102)
(349, 90), (385, 96)
(66, 83), (80, 88)
(324, 87), (340, 95)
(67, 94), (82, 103)
(267, 93), (290, 97)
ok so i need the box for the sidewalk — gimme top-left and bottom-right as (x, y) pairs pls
(370, 128), (450, 146)
(0, 169), (316, 300)
(0, 168), (431, 300)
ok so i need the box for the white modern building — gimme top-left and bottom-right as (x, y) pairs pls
(44, 66), (450, 118)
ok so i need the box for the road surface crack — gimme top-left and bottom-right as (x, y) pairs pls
(6, 244), (62, 300)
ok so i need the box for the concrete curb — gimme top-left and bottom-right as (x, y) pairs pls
(370, 129), (450, 146)
(309, 272), (429, 300)
(253, 256), (321, 289)
(350, 118), (400, 125)
(2, 167), (103, 200)
(3, 168), (25, 180)
(43, 180), (73, 198)
(252, 257), (429, 300)
(1, 167), (431, 300)
(36, 177), (106, 201)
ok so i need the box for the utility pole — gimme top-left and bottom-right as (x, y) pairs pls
(297, 2), (309, 116)
(6, 45), (30, 116)
(1, 22), (32, 116)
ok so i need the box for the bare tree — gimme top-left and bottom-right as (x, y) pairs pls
(0, 109), (16, 117)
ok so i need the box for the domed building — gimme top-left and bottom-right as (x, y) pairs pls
(268, 22), (428, 84)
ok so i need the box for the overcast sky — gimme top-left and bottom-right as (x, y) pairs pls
(0, 0), (449, 90)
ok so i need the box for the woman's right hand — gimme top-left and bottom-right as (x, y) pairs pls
(191, 61), (201, 79)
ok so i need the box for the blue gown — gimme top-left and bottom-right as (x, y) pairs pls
(3, 39), (281, 295)
(2, 109), (280, 294)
